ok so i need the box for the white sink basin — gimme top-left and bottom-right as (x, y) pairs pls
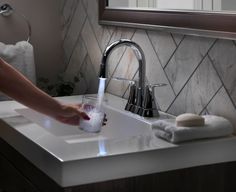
(2, 94), (236, 187)
(16, 104), (152, 144)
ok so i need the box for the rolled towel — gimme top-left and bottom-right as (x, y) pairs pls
(153, 115), (234, 143)
(0, 41), (36, 100)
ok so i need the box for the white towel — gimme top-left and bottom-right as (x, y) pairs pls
(0, 41), (36, 100)
(153, 115), (234, 143)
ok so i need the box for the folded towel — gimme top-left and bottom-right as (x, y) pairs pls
(0, 41), (36, 100)
(153, 115), (234, 143)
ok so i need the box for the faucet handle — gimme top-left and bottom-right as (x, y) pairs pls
(139, 83), (167, 117)
(112, 77), (137, 111)
(112, 77), (136, 85)
(148, 83), (167, 89)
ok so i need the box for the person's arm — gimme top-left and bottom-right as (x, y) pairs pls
(0, 58), (89, 125)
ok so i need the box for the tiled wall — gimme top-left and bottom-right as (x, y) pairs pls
(61, 0), (236, 131)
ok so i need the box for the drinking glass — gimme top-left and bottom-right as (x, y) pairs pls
(79, 96), (104, 133)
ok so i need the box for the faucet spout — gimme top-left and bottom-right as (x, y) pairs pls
(100, 39), (155, 116)
(99, 39), (146, 91)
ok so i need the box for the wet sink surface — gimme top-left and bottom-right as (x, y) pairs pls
(1, 94), (236, 187)
(16, 104), (152, 144)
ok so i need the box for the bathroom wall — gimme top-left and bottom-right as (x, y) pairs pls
(0, 0), (64, 84)
(61, 0), (236, 131)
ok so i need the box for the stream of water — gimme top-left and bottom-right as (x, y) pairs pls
(96, 78), (106, 109)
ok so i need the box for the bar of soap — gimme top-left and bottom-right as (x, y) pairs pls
(176, 113), (205, 127)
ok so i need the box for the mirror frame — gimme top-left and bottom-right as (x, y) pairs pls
(99, 0), (236, 39)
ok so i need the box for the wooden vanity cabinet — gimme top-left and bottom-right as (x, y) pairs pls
(0, 153), (39, 192)
(0, 138), (236, 192)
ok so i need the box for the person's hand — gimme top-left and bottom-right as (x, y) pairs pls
(53, 103), (108, 126)
(82, 103), (108, 126)
(54, 104), (90, 125)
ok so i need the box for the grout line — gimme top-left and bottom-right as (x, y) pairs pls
(105, 26), (116, 49)
(164, 35), (185, 70)
(163, 35), (186, 96)
(66, 15), (88, 69)
(81, 0), (113, 53)
(79, 38), (89, 73)
(165, 38), (218, 113)
(170, 33), (178, 47)
(171, 33), (185, 46)
(208, 52), (236, 110)
(199, 84), (223, 115)
(176, 38), (218, 95)
(63, 0), (80, 42)
(81, 0), (104, 53)
(232, 40), (236, 48)
(146, 30), (164, 67)
(146, 30), (177, 97)
(79, 56), (90, 90)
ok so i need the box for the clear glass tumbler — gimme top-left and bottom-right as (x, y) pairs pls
(79, 96), (104, 133)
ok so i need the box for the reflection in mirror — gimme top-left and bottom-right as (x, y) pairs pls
(107, 0), (236, 12)
(100, 0), (236, 39)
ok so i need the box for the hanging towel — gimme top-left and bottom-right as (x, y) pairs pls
(0, 41), (36, 100)
(153, 115), (234, 143)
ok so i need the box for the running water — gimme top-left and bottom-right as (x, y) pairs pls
(97, 78), (107, 154)
(79, 78), (107, 133)
(96, 78), (106, 109)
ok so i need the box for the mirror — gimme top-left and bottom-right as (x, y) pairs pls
(107, 0), (236, 12)
(99, 0), (236, 39)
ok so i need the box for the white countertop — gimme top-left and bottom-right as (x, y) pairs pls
(1, 94), (236, 187)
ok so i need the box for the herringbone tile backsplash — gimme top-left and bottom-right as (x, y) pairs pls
(61, 0), (236, 131)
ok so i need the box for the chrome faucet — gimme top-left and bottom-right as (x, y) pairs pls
(99, 39), (146, 91)
(99, 39), (165, 117)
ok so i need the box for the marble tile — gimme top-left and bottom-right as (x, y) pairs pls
(72, 71), (88, 95)
(106, 26), (116, 36)
(206, 87), (236, 133)
(147, 30), (177, 68)
(81, 19), (102, 74)
(132, 30), (176, 111)
(82, 0), (112, 51)
(171, 33), (185, 46)
(72, 54), (98, 95)
(165, 36), (215, 95)
(63, 0), (86, 64)
(168, 56), (222, 115)
(63, 37), (87, 82)
(81, 55), (99, 94)
(61, 0), (78, 40)
(73, 54), (99, 95)
(208, 39), (236, 106)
